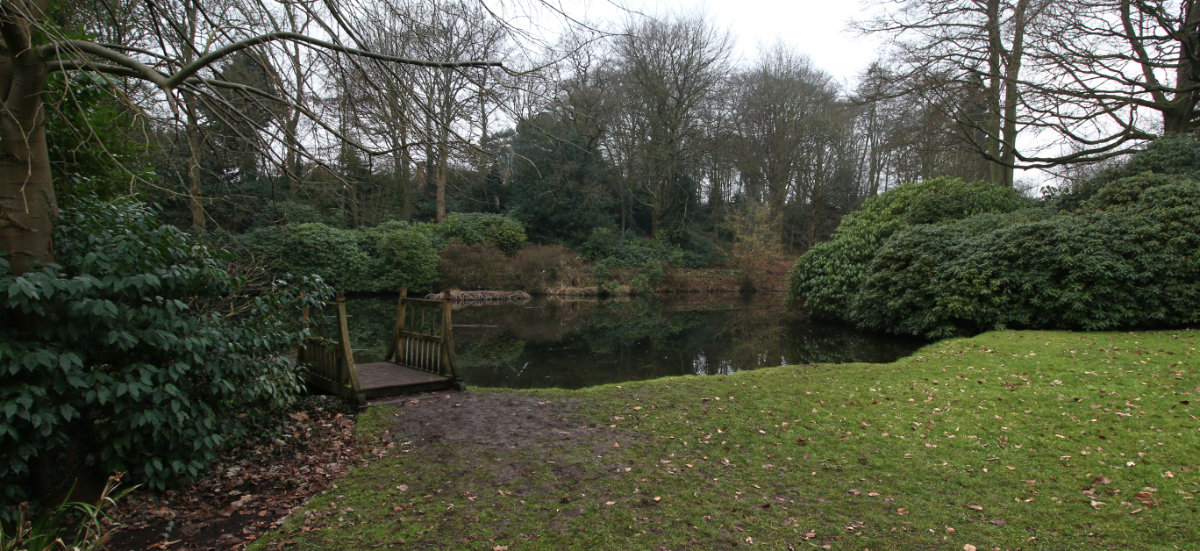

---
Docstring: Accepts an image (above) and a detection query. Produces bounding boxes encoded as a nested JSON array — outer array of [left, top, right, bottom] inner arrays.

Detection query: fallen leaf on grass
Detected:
[[990, 519, 1006, 526], [967, 505, 984, 511], [964, 545, 977, 551]]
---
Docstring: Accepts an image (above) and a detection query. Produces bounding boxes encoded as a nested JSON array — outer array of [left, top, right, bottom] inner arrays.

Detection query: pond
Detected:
[[338, 294, 925, 389]]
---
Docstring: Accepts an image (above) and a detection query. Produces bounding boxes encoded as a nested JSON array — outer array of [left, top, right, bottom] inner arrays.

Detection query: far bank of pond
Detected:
[[339, 293, 924, 389]]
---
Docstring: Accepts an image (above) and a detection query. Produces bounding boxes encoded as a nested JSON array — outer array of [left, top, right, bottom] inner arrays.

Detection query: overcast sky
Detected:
[[579, 0, 885, 87]]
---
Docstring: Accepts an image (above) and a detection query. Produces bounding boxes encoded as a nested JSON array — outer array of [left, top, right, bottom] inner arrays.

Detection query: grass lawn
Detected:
[[252, 330, 1199, 550]]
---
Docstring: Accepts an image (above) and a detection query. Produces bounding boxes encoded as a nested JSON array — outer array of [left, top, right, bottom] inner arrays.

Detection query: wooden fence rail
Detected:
[[298, 289, 458, 404], [386, 289, 459, 379]]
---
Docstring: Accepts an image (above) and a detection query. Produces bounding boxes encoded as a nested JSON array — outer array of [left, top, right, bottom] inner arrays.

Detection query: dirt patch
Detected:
[[371, 391, 594, 448], [104, 391, 626, 550]]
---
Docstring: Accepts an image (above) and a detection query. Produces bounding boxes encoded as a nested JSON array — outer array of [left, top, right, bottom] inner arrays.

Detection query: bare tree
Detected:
[[1023, 0, 1200, 148], [859, 0, 1051, 187], [0, 0, 506, 274], [390, 0, 510, 222], [608, 15, 731, 237], [727, 46, 843, 244], [851, 62, 992, 189]]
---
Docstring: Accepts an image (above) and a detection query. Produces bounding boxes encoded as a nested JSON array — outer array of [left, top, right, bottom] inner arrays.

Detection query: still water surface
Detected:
[[342, 294, 925, 389]]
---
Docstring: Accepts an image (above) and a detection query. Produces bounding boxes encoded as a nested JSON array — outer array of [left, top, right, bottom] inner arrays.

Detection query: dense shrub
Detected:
[[357, 221, 439, 293], [242, 222, 370, 291], [579, 227, 702, 268], [255, 200, 324, 227], [1, 199, 329, 505], [511, 245, 590, 291], [805, 171, 1200, 338], [788, 177, 1032, 318], [439, 213, 527, 255], [436, 243, 591, 293], [1054, 137, 1200, 210], [438, 243, 512, 290]]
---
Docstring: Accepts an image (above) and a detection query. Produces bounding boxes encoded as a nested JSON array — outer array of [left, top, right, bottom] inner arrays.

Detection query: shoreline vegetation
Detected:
[[341, 266, 791, 304], [245, 328, 1199, 550]]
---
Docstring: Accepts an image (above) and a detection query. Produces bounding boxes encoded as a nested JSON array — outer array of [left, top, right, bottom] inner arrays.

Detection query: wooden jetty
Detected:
[[298, 289, 460, 404]]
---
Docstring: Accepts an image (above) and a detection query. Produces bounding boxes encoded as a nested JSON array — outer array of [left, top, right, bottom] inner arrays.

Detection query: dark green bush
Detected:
[[1, 198, 329, 504], [242, 223, 370, 291], [590, 257, 666, 296], [579, 227, 701, 268], [1051, 137, 1200, 210], [357, 221, 439, 293], [439, 213, 527, 255], [847, 173, 1200, 338], [255, 200, 324, 227], [788, 177, 1031, 318]]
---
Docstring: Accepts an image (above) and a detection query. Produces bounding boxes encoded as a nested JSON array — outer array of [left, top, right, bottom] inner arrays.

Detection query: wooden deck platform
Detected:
[[299, 290, 462, 404], [354, 361, 458, 398]]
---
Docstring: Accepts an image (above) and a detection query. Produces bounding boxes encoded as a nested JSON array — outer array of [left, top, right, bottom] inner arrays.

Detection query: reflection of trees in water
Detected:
[[780, 319, 922, 364], [343, 294, 925, 389], [453, 298, 600, 343]]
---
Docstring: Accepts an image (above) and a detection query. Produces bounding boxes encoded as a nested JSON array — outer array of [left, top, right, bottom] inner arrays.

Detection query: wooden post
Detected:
[[386, 287, 408, 361], [440, 298, 459, 380], [335, 293, 363, 403]]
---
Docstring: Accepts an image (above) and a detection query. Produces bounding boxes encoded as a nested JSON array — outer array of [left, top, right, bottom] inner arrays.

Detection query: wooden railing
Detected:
[[385, 288, 460, 380], [297, 293, 361, 402], [298, 289, 459, 403]]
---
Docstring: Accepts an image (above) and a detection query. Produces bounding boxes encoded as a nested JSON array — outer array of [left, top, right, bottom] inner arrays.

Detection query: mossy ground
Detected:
[[253, 330, 1199, 550]]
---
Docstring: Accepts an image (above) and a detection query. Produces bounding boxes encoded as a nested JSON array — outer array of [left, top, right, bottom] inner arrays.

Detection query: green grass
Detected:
[[253, 330, 1199, 550]]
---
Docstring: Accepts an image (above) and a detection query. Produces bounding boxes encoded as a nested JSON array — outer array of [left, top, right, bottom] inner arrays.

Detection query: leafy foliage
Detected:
[[438, 213, 527, 255], [1052, 136, 1200, 210], [437, 243, 511, 290], [727, 202, 789, 291], [506, 112, 618, 244], [579, 227, 703, 269], [358, 221, 439, 292], [788, 177, 1031, 317], [44, 72, 150, 207], [242, 223, 372, 292], [1, 474, 132, 551], [791, 155, 1200, 338], [0, 198, 329, 503], [858, 173, 1200, 337]]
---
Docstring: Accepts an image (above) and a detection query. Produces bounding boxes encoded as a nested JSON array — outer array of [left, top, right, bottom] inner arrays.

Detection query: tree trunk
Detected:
[[1165, 0, 1200, 135], [435, 147, 447, 223], [999, 0, 1030, 188], [984, 0, 1005, 185], [0, 127, 55, 275], [184, 99, 206, 230], [393, 148, 412, 221], [0, 2, 55, 274]]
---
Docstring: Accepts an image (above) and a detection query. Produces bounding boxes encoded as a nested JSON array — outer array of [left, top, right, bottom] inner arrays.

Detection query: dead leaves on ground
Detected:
[[105, 401, 360, 550]]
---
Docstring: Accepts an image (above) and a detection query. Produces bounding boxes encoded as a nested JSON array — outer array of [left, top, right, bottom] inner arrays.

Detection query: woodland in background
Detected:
[[3, 0, 1200, 528], [35, 0, 1200, 269]]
